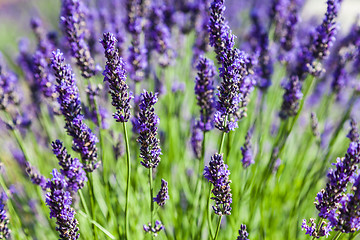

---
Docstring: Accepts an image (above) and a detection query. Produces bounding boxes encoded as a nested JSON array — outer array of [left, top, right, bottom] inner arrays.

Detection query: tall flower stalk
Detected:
[[100, 32, 132, 239], [136, 91, 164, 237]]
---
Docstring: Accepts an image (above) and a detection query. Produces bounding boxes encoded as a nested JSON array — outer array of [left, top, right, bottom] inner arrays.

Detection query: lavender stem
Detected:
[[123, 122, 131, 239], [149, 168, 154, 240], [78, 189, 91, 217], [207, 184, 214, 239], [332, 232, 342, 240], [214, 215, 223, 240]]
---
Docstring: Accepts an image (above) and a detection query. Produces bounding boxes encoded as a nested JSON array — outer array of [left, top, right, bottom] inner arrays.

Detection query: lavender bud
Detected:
[[301, 218, 332, 238], [52, 140, 87, 192], [25, 163, 48, 191], [347, 118, 359, 142], [204, 153, 232, 215], [279, 75, 303, 120], [194, 56, 216, 132], [0, 192, 11, 239], [60, 0, 97, 78], [101, 32, 132, 123], [236, 224, 249, 240], [154, 179, 169, 207], [190, 121, 203, 159], [241, 128, 254, 168], [51, 50, 99, 172], [137, 91, 162, 168], [46, 169, 80, 239], [143, 220, 164, 236]]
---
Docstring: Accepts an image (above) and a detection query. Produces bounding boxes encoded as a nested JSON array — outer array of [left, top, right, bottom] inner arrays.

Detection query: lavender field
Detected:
[[0, 0, 359, 239]]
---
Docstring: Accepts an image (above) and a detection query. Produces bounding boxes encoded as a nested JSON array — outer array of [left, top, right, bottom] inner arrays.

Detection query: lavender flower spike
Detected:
[[51, 49, 99, 172], [347, 118, 359, 143], [241, 128, 254, 168], [26, 163, 48, 191], [46, 169, 80, 239], [236, 224, 249, 240], [60, 0, 97, 78], [204, 153, 232, 215], [279, 75, 303, 120], [209, 0, 255, 132], [190, 121, 203, 159], [0, 192, 10, 239], [52, 140, 87, 192], [137, 91, 161, 168], [315, 140, 360, 219], [194, 56, 216, 132], [100, 32, 132, 122], [154, 179, 169, 207]]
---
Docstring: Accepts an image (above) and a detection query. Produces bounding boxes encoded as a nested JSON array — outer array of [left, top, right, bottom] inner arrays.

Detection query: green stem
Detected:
[[149, 168, 154, 240], [86, 173, 97, 239], [219, 131, 226, 154], [207, 184, 214, 239], [332, 231, 342, 240], [213, 215, 223, 240], [192, 132, 207, 238], [79, 189, 90, 217], [123, 122, 131, 240]]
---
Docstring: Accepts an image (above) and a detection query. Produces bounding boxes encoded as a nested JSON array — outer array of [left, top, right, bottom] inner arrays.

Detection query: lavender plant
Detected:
[[0, 0, 359, 239]]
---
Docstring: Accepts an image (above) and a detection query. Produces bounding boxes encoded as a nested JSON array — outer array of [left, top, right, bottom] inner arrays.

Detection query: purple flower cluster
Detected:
[[332, 174, 360, 232], [101, 32, 132, 123], [190, 122, 203, 159], [52, 140, 87, 192], [25, 163, 48, 191], [347, 119, 359, 143], [137, 91, 162, 168], [280, 0, 301, 52], [0, 192, 10, 239], [241, 128, 254, 168], [125, 0, 147, 82], [51, 50, 99, 172], [154, 179, 169, 207], [209, 0, 255, 132], [60, 0, 97, 78], [0, 58, 20, 111], [46, 169, 80, 239], [33, 50, 56, 100], [236, 224, 249, 240], [315, 141, 360, 219], [279, 75, 303, 119], [143, 220, 164, 236], [145, 5, 172, 67], [192, 0, 211, 62], [194, 56, 216, 132], [302, 218, 332, 238], [204, 153, 232, 215]]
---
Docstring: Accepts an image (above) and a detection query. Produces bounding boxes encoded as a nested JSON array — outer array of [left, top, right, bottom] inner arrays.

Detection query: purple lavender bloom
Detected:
[[30, 17, 54, 56], [309, 0, 343, 61], [241, 128, 254, 168], [125, 0, 147, 82], [204, 153, 232, 215], [0, 192, 10, 239], [279, 75, 303, 120], [46, 169, 80, 239], [236, 224, 249, 240], [25, 163, 48, 191], [301, 219, 332, 238], [315, 141, 360, 219], [143, 220, 164, 237], [280, 0, 301, 52], [101, 32, 132, 123], [0, 58, 20, 110], [333, 174, 360, 232], [145, 5, 173, 67], [248, 10, 273, 90], [52, 140, 87, 192], [51, 50, 99, 172], [194, 56, 216, 132], [33, 50, 56, 100], [192, 0, 211, 62], [190, 121, 203, 159], [347, 119, 359, 143], [137, 91, 161, 168], [60, 0, 97, 78], [154, 179, 169, 207], [209, 0, 255, 132]]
